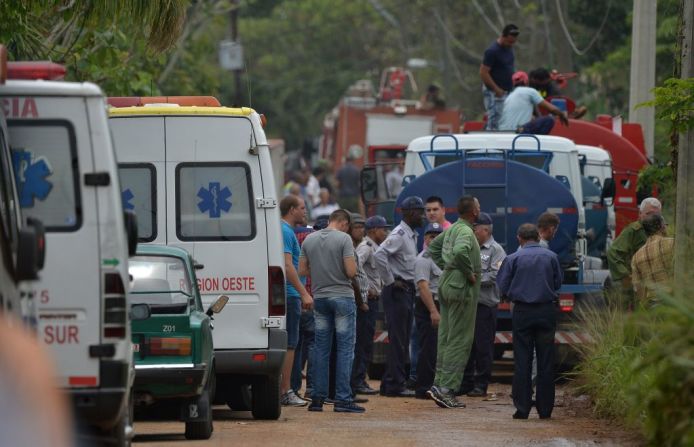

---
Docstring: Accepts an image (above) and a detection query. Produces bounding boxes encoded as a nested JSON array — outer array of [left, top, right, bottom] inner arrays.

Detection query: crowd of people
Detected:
[[279, 185, 593, 418]]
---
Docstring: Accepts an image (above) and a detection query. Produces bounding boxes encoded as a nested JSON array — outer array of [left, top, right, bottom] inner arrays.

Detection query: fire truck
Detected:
[[319, 67, 461, 169]]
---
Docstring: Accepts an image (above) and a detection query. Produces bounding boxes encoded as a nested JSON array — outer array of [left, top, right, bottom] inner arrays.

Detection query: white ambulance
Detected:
[[1, 61, 138, 445], [109, 97, 287, 420]]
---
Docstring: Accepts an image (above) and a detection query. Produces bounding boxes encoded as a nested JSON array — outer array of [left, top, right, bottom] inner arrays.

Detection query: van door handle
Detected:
[[84, 172, 111, 186]]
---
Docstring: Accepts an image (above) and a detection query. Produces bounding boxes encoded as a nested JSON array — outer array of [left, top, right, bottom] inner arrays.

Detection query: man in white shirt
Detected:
[[499, 69, 569, 135]]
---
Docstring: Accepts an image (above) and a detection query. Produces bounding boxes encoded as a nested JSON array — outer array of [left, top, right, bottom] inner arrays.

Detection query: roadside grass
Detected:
[[573, 282, 694, 446]]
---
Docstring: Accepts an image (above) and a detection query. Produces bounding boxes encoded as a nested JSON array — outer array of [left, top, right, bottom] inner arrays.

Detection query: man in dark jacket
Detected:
[[497, 224, 562, 419]]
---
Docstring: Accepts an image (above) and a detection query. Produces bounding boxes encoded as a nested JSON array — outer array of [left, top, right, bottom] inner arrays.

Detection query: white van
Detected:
[[109, 98, 286, 420], [1, 62, 137, 444]]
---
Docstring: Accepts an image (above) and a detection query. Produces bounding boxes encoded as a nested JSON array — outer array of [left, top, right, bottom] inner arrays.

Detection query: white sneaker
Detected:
[[281, 389, 309, 407]]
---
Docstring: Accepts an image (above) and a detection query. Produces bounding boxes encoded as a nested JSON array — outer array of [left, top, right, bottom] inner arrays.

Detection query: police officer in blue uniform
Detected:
[[374, 196, 425, 397]]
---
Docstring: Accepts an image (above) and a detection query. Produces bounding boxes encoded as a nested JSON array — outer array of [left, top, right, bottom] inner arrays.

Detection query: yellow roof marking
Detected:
[[109, 106, 255, 117]]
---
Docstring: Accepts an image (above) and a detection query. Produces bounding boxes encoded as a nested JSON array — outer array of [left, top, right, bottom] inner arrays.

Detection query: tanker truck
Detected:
[[362, 134, 606, 371]]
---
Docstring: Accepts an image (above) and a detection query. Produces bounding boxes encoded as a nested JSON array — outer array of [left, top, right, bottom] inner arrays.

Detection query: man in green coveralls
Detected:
[[607, 197, 661, 307], [426, 195, 482, 409]]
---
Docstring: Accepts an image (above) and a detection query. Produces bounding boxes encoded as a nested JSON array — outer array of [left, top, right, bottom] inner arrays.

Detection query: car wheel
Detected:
[[251, 374, 281, 420], [184, 366, 215, 440]]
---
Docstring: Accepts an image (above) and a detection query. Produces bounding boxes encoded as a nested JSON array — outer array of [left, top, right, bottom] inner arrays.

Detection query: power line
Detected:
[[554, 0, 612, 56], [433, 8, 482, 62]]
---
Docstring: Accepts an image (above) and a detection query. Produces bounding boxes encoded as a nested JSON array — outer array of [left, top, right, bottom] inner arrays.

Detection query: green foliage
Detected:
[[575, 281, 694, 446], [641, 78, 694, 134], [637, 164, 675, 205]]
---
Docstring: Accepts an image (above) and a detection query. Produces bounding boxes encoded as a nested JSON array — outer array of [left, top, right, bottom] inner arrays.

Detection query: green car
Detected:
[[128, 245, 228, 440]]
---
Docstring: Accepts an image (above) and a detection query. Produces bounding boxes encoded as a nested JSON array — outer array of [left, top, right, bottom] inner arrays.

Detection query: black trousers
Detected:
[[512, 301, 556, 417], [351, 297, 379, 389], [462, 303, 498, 392], [379, 283, 414, 395], [414, 297, 439, 396]]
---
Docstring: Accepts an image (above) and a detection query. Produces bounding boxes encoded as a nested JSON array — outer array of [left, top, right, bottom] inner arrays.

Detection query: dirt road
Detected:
[[133, 382, 639, 446]]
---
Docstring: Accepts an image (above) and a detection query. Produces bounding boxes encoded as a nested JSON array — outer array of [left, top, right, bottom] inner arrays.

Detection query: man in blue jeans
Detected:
[[299, 209, 365, 413], [480, 24, 519, 130]]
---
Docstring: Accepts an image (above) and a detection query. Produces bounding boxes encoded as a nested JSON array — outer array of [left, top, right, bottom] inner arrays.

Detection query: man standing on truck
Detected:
[[498, 69, 569, 135], [352, 215, 390, 396], [480, 24, 520, 130], [426, 195, 482, 409], [300, 210, 366, 413], [497, 224, 562, 419], [461, 212, 506, 398], [607, 197, 662, 307], [375, 196, 426, 398], [280, 195, 314, 407]]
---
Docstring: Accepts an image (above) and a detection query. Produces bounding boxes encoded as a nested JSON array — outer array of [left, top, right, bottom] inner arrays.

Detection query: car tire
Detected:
[[251, 374, 281, 420], [184, 367, 214, 440]]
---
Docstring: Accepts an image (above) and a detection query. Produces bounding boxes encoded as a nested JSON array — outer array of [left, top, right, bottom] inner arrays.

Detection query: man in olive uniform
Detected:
[[607, 197, 661, 306], [426, 195, 482, 409]]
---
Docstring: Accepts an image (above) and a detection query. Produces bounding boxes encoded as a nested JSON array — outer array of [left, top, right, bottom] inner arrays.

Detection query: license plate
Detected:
[[133, 343, 140, 352]]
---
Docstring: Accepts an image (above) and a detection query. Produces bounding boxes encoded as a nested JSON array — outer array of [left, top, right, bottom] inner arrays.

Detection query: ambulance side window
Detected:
[[175, 162, 256, 241], [118, 163, 156, 242], [8, 120, 81, 232]]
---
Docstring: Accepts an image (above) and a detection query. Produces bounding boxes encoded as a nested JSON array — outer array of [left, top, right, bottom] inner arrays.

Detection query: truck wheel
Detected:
[[109, 391, 134, 447], [251, 375, 281, 420], [185, 368, 215, 440], [368, 362, 385, 380], [226, 384, 252, 411]]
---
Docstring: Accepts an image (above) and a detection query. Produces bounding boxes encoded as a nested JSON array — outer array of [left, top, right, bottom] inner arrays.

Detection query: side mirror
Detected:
[[124, 210, 138, 257], [360, 167, 378, 203], [15, 226, 41, 281], [26, 217, 46, 270], [130, 303, 151, 321], [601, 178, 616, 200], [206, 295, 229, 317]]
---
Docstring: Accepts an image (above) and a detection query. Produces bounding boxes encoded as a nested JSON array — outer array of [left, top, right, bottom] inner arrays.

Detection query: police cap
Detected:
[[424, 222, 444, 234], [365, 215, 391, 229], [400, 196, 425, 210]]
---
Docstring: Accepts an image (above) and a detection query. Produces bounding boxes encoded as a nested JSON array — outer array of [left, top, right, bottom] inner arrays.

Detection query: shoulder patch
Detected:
[[366, 241, 373, 246], [397, 229, 405, 236]]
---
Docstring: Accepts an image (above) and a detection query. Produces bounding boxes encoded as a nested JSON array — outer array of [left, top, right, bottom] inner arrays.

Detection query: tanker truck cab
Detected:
[[576, 144, 616, 256], [1, 61, 138, 443], [108, 98, 286, 420], [391, 133, 586, 247]]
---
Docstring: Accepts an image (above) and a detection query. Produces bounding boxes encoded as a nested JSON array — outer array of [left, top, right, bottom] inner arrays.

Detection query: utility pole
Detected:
[[628, 0, 657, 160], [674, 0, 694, 286], [230, 1, 242, 106]]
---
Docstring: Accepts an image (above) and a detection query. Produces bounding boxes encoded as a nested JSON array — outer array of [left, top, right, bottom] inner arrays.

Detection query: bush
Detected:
[[574, 285, 694, 446]]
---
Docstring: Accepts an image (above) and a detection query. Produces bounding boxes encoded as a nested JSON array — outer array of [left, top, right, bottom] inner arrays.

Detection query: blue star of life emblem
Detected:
[[11, 150, 53, 207], [197, 182, 232, 218], [122, 188, 135, 210]]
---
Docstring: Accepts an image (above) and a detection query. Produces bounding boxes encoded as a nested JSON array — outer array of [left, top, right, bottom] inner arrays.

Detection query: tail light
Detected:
[[148, 337, 191, 356], [268, 266, 286, 316], [559, 294, 575, 312], [103, 272, 127, 339]]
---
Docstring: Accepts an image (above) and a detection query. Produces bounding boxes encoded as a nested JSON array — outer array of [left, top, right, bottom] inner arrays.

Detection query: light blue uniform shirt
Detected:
[[375, 221, 418, 284]]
